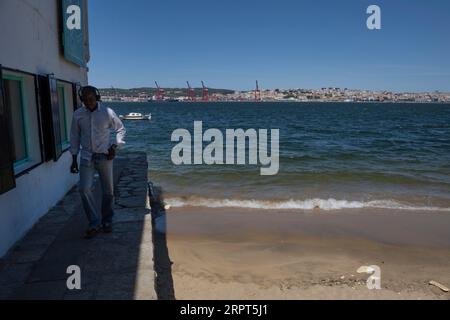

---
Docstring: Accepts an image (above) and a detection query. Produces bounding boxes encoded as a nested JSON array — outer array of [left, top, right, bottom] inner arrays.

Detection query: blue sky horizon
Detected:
[[88, 0, 450, 92]]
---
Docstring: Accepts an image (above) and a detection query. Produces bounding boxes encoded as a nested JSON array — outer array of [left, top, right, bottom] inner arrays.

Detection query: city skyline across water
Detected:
[[98, 86, 450, 103]]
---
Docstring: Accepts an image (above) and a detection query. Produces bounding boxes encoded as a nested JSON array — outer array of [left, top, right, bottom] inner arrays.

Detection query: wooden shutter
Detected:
[[0, 66, 16, 194], [72, 82, 82, 111], [38, 74, 62, 162], [61, 0, 85, 67]]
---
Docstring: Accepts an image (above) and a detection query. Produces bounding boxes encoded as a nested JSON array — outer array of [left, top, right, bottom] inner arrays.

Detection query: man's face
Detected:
[[81, 91, 97, 109]]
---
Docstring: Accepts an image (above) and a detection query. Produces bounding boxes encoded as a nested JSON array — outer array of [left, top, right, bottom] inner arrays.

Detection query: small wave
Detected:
[[165, 197, 450, 212]]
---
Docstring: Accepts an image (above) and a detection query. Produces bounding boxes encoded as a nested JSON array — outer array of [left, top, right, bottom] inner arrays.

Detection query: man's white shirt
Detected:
[[70, 103, 126, 161]]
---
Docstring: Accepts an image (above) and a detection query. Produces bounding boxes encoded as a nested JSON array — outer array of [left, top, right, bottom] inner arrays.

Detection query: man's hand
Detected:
[[107, 144, 117, 160], [70, 160, 79, 174]]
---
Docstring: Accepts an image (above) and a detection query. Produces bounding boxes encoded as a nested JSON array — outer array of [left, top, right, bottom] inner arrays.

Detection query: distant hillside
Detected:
[[99, 87, 235, 98]]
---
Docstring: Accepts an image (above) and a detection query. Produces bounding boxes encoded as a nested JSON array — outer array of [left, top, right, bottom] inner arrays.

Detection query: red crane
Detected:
[[255, 80, 261, 101], [201, 81, 209, 102], [187, 81, 196, 101], [154, 81, 165, 101]]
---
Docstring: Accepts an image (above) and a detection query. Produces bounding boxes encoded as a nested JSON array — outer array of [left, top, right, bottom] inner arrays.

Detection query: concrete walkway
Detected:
[[0, 152, 157, 300]]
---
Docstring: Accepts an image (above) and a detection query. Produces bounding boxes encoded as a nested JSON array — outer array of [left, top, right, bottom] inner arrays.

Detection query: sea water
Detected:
[[107, 102, 450, 212]]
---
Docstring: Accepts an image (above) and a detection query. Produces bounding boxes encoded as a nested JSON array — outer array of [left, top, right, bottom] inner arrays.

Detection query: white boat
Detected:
[[119, 112, 151, 120]]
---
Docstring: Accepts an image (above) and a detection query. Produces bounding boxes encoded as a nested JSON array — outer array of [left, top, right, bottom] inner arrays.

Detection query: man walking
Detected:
[[70, 85, 126, 239]]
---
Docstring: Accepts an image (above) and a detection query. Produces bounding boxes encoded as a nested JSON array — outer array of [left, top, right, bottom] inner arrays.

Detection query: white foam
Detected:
[[165, 197, 450, 212]]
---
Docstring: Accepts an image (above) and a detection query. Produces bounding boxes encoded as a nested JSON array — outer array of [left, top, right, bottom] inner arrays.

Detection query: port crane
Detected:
[[255, 80, 261, 101], [154, 81, 165, 101], [201, 81, 209, 102], [187, 81, 196, 101]]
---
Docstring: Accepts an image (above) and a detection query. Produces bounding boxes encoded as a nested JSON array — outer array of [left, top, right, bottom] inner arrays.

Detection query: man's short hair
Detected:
[[79, 85, 101, 101]]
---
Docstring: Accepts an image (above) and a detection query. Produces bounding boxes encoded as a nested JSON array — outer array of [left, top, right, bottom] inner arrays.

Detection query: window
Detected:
[[0, 66, 82, 193], [3, 76, 28, 165], [56, 81, 75, 150], [2, 70, 42, 175]]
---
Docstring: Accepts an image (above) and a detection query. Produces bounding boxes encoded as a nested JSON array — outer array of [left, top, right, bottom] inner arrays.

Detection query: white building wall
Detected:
[[0, 153, 78, 256], [0, 0, 89, 257], [0, 0, 88, 83]]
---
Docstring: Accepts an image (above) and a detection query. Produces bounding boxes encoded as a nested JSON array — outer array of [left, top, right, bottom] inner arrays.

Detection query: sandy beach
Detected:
[[165, 207, 450, 300]]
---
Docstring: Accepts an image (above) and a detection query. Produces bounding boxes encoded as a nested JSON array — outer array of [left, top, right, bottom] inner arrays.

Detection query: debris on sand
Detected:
[[429, 280, 449, 292]]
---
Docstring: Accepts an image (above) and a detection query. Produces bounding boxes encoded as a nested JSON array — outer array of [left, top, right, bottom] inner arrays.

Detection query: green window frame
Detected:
[[3, 74, 30, 168], [57, 84, 69, 147]]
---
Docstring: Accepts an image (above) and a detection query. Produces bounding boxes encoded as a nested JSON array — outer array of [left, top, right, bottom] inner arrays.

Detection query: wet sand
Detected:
[[165, 207, 450, 300]]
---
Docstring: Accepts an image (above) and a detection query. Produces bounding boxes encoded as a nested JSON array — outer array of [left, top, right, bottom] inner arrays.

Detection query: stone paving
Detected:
[[0, 152, 157, 300]]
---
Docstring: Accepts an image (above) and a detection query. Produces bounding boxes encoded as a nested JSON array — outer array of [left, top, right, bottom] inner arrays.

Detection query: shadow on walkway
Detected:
[[0, 152, 157, 300], [148, 182, 176, 300]]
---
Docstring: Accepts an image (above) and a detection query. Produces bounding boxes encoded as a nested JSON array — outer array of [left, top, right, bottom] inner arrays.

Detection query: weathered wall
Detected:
[[0, 0, 89, 82]]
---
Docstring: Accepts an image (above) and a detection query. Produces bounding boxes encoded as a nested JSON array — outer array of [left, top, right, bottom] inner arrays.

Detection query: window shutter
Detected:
[[0, 66, 16, 194], [38, 74, 62, 162], [72, 82, 82, 111], [38, 75, 53, 162]]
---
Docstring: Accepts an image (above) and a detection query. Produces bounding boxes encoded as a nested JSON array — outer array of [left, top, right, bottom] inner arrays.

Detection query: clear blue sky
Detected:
[[88, 0, 450, 92]]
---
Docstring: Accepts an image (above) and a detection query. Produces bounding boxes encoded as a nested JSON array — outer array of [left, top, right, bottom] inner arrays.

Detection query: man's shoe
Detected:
[[84, 227, 101, 239], [102, 223, 113, 233]]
